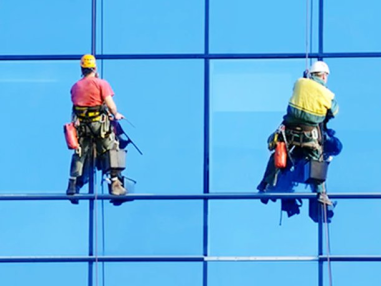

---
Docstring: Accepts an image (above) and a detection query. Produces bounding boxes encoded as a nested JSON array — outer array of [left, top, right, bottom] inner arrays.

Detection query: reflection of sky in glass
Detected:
[[212, 72, 291, 112], [210, 59, 306, 192], [210, 0, 319, 53], [209, 262, 317, 286], [103, 60, 204, 194], [0, 61, 78, 192], [209, 201, 318, 256], [102, 0, 204, 54], [325, 0, 381, 52], [0, 1, 90, 54], [329, 262, 381, 286], [1, 264, 88, 286]]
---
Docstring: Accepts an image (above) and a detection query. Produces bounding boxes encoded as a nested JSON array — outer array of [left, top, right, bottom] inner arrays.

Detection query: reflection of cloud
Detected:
[[0, 79, 57, 82]]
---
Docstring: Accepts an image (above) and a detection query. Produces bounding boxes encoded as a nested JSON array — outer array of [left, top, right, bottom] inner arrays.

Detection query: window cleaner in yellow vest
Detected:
[[257, 61, 340, 207], [66, 54, 127, 204]]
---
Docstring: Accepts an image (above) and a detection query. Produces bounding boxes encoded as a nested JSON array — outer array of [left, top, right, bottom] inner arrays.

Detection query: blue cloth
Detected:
[[324, 129, 343, 156]]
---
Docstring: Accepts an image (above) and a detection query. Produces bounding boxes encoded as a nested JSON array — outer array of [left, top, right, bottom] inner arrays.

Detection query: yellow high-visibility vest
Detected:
[[289, 78, 336, 117]]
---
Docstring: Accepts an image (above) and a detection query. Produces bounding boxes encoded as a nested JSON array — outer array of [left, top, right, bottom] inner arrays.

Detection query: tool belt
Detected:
[[73, 105, 111, 139], [284, 124, 321, 150], [73, 105, 107, 122]]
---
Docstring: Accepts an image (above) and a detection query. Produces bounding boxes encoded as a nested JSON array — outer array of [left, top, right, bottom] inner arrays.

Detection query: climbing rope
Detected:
[[101, 177, 107, 286], [323, 202, 333, 286], [305, 0, 310, 71], [321, 183, 333, 286], [93, 147, 100, 286], [94, 167, 108, 286]]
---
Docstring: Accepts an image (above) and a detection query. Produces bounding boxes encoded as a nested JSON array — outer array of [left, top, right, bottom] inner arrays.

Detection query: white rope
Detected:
[[323, 202, 333, 286], [322, 183, 333, 286], [93, 147, 99, 286], [101, 178, 106, 286], [305, 0, 310, 71]]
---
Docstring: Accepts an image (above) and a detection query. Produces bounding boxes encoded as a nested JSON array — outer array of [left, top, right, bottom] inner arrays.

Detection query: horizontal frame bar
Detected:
[[1, 255, 380, 263], [1, 52, 381, 61], [0, 193, 381, 201], [206, 255, 381, 262]]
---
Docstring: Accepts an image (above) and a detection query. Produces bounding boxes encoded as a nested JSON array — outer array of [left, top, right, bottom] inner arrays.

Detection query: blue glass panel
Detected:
[[0, 61, 83, 193], [105, 263, 202, 286], [328, 200, 381, 255], [210, 0, 319, 53], [0, 1, 91, 54], [323, 58, 381, 193], [209, 201, 318, 256], [328, 263, 381, 285], [0, 263, 87, 286], [325, 0, 381, 52], [101, 60, 204, 194], [103, 201, 203, 255], [210, 59, 309, 193], [101, 1, 204, 54], [209, 262, 317, 286], [0, 202, 88, 255]]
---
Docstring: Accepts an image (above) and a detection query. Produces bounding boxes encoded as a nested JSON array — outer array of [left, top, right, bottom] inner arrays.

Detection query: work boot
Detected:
[[317, 192, 333, 206], [257, 181, 269, 204], [66, 178, 79, 205], [110, 178, 128, 206], [110, 179, 127, 196]]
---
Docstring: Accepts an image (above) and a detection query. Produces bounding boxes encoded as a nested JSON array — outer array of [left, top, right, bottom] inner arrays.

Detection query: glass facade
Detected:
[[1, 0, 381, 285]]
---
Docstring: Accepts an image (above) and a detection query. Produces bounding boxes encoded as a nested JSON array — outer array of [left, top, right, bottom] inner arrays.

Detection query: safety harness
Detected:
[[284, 123, 322, 151], [73, 105, 107, 122], [72, 105, 111, 139]]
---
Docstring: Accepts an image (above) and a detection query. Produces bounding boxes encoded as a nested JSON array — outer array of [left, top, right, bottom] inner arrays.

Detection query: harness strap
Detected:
[[285, 126, 322, 150], [285, 123, 316, 131], [76, 114, 111, 139], [73, 105, 107, 121]]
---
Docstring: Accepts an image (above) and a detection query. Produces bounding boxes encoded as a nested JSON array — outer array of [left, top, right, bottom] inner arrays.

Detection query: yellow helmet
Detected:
[[80, 54, 96, 68]]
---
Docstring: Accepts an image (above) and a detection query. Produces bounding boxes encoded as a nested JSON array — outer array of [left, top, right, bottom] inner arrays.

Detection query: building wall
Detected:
[[1, 0, 381, 285]]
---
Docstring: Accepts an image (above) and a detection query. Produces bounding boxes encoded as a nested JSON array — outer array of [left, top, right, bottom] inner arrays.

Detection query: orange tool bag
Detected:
[[274, 142, 287, 169], [64, 122, 79, 150]]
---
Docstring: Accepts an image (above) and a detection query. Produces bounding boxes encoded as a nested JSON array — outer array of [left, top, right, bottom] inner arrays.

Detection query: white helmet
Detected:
[[309, 61, 330, 75]]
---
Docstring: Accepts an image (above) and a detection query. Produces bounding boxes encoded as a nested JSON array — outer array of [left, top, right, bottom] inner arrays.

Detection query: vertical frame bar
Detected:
[[318, 0, 324, 60], [310, 0, 314, 59], [99, 1, 106, 284], [92, 0, 97, 55], [318, 206, 323, 286], [88, 1, 97, 286], [88, 144, 96, 286], [203, 0, 210, 286], [203, 61, 210, 286]]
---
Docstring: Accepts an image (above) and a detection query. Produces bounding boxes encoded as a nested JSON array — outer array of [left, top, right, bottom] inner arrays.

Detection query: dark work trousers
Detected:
[[69, 121, 120, 188], [257, 134, 325, 194]]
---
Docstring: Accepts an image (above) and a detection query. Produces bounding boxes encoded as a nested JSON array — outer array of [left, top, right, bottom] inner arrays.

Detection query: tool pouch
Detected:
[[64, 122, 79, 150], [100, 114, 111, 138], [274, 142, 287, 169]]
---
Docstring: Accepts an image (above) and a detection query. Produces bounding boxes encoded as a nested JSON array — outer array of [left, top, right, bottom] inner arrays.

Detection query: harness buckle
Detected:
[[311, 128, 318, 140]]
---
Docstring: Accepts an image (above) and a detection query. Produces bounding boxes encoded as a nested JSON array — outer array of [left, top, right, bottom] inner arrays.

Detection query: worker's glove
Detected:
[[114, 112, 125, 120], [323, 130, 342, 157]]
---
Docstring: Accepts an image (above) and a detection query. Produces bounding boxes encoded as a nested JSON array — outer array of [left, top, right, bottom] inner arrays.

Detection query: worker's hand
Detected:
[[114, 112, 125, 120]]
